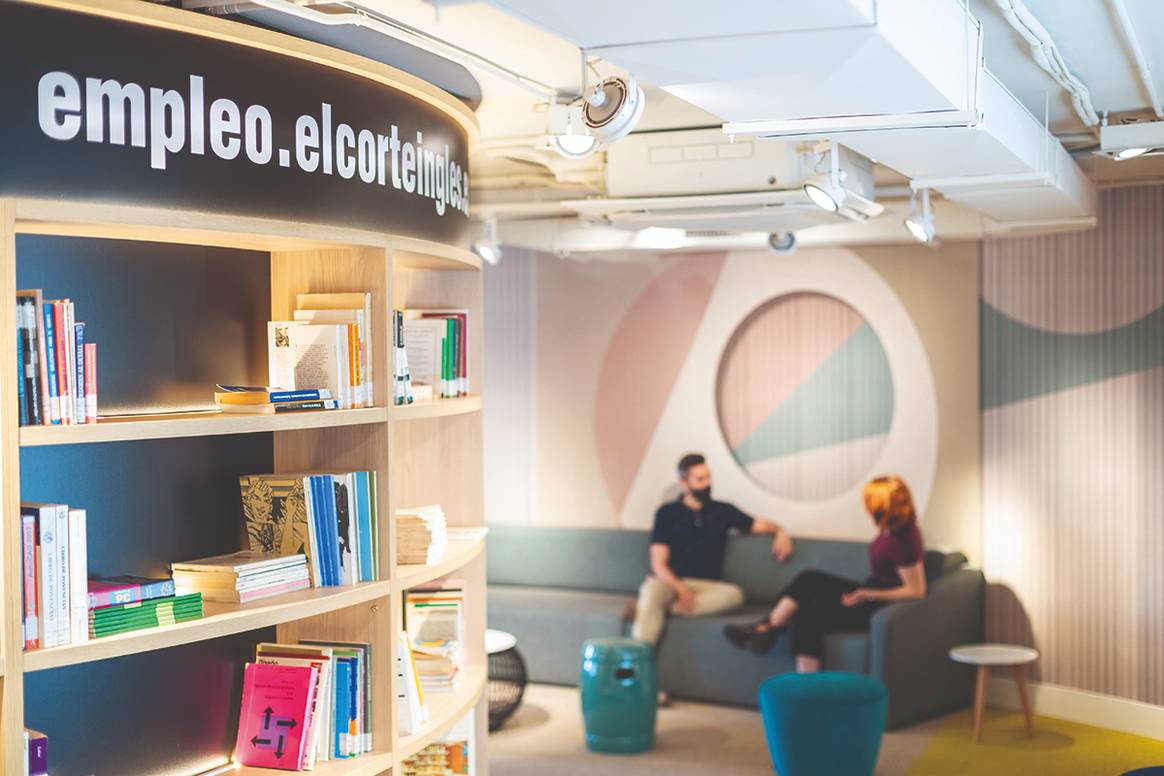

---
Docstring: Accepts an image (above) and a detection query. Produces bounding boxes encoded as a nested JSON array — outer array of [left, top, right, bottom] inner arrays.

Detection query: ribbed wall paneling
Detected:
[[982, 184, 1164, 704]]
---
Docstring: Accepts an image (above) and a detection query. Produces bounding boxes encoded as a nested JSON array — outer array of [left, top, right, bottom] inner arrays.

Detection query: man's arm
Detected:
[[650, 543, 696, 613], [750, 518, 794, 562]]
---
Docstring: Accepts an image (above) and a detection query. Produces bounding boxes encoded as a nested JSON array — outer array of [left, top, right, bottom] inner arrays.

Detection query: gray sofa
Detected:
[[487, 525, 984, 729]]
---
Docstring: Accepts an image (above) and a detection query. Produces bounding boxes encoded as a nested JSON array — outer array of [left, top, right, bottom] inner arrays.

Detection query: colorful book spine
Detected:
[[20, 514, 38, 650], [67, 509, 88, 644], [32, 506, 60, 648], [354, 472, 374, 582], [87, 577, 177, 609], [42, 304, 59, 425], [16, 312, 27, 427], [18, 296, 43, 425], [273, 399, 338, 412], [51, 302, 70, 425], [84, 342, 97, 422], [25, 728, 48, 776], [269, 388, 331, 403], [73, 322, 86, 426]]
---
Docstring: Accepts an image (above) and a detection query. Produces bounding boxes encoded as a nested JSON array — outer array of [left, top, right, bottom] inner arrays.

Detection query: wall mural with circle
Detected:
[[717, 292, 895, 501]]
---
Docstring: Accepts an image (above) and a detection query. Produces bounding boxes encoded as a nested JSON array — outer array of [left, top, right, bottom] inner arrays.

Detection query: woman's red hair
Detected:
[[863, 476, 917, 531]]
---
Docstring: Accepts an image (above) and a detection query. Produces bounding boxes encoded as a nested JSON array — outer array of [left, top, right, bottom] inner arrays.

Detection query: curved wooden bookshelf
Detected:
[[235, 750, 394, 776], [390, 236, 481, 272], [393, 536, 486, 593], [395, 665, 487, 763], [23, 581, 392, 673], [19, 407, 390, 447], [393, 396, 482, 422]]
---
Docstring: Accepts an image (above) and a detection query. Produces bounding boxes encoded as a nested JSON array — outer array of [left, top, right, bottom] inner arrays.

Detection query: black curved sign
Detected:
[[0, 2, 473, 245]]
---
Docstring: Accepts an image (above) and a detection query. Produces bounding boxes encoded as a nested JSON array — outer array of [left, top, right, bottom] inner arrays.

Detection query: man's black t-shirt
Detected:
[[650, 497, 754, 580]]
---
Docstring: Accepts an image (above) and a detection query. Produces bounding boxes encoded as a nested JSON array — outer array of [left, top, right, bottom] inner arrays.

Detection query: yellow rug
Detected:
[[908, 709, 1164, 776]]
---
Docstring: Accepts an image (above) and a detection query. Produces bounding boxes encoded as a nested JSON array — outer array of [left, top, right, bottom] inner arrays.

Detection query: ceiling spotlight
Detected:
[[803, 141, 847, 213], [635, 226, 686, 250], [904, 188, 935, 244], [545, 103, 597, 159], [1114, 146, 1150, 161], [471, 218, 502, 265], [583, 75, 645, 144], [767, 231, 797, 255]]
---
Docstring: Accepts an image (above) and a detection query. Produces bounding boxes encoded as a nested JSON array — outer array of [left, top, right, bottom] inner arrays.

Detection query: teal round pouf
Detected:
[[758, 672, 887, 776], [580, 638, 657, 754]]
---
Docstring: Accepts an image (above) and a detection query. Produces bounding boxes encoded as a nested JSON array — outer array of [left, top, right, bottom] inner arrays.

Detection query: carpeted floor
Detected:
[[489, 683, 1164, 775]]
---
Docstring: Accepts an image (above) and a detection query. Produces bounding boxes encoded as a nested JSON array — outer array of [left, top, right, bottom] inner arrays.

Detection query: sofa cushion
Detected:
[[486, 524, 649, 594], [487, 585, 634, 686], [654, 604, 870, 707]]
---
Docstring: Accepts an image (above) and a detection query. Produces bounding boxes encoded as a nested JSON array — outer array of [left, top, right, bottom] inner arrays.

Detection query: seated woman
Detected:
[[722, 475, 927, 672]]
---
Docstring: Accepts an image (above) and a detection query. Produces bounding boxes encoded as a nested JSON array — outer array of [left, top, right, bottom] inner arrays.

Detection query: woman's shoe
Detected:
[[748, 624, 784, 655]]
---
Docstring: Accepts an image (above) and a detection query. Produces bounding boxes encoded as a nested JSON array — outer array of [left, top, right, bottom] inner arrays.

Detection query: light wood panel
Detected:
[[23, 582, 391, 673], [393, 536, 485, 593], [0, 199, 24, 776], [19, 407, 388, 447], [235, 750, 393, 776], [392, 396, 481, 422], [392, 413, 484, 528]]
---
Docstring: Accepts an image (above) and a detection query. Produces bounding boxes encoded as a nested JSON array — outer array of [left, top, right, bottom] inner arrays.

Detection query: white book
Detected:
[[396, 633, 428, 736], [54, 504, 70, 646], [267, 320, 304, 391], [401, 318, 446, 395], [406, 308, 470, 395], [33, 506, 60, 648], [289, 323, 351, 409], [296, 293, 374, 408], [325, 473, 357, 586], [67, 509, 88, 644], [293, 309, 365, 407]]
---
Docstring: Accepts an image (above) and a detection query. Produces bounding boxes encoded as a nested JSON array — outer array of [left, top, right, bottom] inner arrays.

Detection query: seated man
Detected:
[[632, 452, 793, 650]]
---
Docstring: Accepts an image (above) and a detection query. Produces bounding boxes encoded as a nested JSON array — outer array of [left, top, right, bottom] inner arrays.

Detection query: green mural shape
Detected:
[[981, 301, 1164, 410], [733, 322, 895, 465]]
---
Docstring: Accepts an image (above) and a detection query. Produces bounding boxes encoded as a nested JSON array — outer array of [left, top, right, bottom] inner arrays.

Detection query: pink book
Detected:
[[237, 577, 311, 603], [235, 663, 318, 770]]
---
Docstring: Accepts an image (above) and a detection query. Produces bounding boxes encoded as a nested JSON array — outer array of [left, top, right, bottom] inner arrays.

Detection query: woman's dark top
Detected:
[[867, 523, 924, 588]]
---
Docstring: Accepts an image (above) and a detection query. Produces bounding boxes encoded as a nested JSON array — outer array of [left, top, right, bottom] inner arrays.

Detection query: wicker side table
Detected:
[[487, 629, 527, 732]]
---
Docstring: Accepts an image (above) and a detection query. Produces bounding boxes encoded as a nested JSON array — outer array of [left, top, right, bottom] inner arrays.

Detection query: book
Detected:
[[353, 472, 375, 583], [219, 398, 339, 415], [395, 505, 448, 566], [18, 290, 50, 427], [256, 643, 334, 767], [410, 309, 470, 396], [73, 321, 86, 427], [84, 342, 97, 422], [41, 303, 59, 425], [303, 640, 372, 754], [53, 502, 69, 647], [172, 552, 309, 603], [24, 728, 47, 776], [16, 315, 26, 426], [239, 475, 320, 587], [67, 508, 88, 644], [88, 593, 204, 637], [16, 293, 42, 426], [292, 309, 366, 407], [215, 385, 334, 405], [172, 551, 306, 574], [396, 632, 427, 736], [87, 576, 176, 609], [20, 513, 38, 649], [235, 662, 318, 770], [296, 292, 373, 408], [268, 321, 353, 409]]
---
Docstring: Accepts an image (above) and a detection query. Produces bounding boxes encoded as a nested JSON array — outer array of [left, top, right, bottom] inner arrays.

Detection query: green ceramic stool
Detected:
[[579, 638, 657, 753]]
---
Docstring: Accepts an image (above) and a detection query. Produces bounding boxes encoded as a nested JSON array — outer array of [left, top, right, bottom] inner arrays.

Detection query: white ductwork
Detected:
[[490, 0, 1097, 224]]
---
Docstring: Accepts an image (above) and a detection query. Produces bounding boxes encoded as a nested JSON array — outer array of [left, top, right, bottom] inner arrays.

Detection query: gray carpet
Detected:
[[489, 683, 943, 775]]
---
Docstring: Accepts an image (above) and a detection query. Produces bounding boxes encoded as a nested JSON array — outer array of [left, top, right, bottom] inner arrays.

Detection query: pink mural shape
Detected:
[[983, 185, 1164, 334], [594, 253, 727, 515]]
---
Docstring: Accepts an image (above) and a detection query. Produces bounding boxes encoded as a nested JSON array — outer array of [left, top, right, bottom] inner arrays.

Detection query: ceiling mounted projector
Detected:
[[584, 75, 645, 144]]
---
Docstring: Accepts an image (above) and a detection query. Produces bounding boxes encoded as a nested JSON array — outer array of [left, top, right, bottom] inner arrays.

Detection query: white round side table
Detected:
[[950, 643, 1039, 743]]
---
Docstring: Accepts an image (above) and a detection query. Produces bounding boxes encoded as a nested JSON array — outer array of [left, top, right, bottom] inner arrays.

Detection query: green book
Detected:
[[89, 592, 203, 619], [90, 611, 204, 638], [90, 602, 204, 625]]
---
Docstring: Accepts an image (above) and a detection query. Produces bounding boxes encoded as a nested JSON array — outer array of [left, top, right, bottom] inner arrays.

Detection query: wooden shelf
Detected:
[[391, 236, 481, 272], [235, 750, 393, 776], [23, 582, 391, 672], [393, 536, 486, 593], [392, 396, 482, 422], [396, 664, 486, 762], [19, 407, 389, 447]]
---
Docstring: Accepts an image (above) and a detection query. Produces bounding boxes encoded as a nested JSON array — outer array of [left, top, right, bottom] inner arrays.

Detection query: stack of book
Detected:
[[15, 290, 98, 426], [23, 728, 48, 776], [19, 502, 87, 650], [171, 551, 310, 603], [268, 292, 374, 410], [213, 385, 337, 415], [395, 504, 448, 566], [89, 590, 203, 639], [405, 582, 465, 695], [235, 640, 373, 769], [401, 308, 470, 400], [400, 741, 469, 776], [240, 472, 380, 588]]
